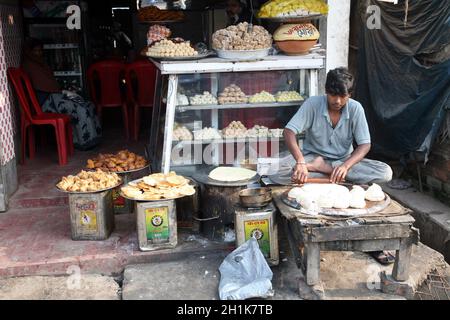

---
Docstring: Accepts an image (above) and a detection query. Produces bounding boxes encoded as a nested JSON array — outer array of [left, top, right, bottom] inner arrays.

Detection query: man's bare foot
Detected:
[[306, 156, 333, 174]]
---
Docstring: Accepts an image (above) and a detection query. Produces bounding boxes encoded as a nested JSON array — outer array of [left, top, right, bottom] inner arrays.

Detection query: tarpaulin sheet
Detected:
[[355, 0, 450, 159]]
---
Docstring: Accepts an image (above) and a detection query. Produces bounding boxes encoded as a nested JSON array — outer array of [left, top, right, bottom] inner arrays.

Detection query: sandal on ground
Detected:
[[369, 251, 396, 265]]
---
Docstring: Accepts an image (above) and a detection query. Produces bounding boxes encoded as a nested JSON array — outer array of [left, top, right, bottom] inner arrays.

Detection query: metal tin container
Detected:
[[193, 167, 260, 241], [112, 172, 133, 214], [69, 190, 115, 240], [176, 179, 200, 232], [235, 203, 279, 266], [239, 187, 273, 208], [113, 166, 151, 214], [135, 200, 177, 251]]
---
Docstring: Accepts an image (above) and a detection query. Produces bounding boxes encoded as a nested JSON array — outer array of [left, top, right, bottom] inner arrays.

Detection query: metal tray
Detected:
[[86, 164, 150, 175], [120, 178, 195, 202], [56, 180, 123, 194], [281, 188, 391, 217], [214, 48, 271, 61], [138, 19, 185, 24], [259, 14, 324, 23], [147, 51, 213, 61]]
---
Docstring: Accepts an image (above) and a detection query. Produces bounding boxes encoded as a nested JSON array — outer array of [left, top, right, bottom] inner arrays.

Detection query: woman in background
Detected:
[[22, 38, 102, 150]]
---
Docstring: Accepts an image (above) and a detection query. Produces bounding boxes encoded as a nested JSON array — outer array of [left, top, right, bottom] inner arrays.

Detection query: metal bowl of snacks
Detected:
[[239, 187, 273, 208]]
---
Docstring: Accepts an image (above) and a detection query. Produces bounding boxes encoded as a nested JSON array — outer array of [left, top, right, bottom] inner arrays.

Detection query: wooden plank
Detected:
[[283, 218, 304, 270], [392, 231, 417, 281], [306, 243, 320, 286], [309, 224, 412, 242], [392, 238, 413, 281], [319, 239, 401, 252], [273, 192, 324, 226]]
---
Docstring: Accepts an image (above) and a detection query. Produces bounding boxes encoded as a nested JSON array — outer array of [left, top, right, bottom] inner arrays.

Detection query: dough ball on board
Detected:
[[365, 183, 385, 202]]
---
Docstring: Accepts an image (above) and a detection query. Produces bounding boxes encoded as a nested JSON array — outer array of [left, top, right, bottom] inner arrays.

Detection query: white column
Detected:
[[326, 0, 351, 72]]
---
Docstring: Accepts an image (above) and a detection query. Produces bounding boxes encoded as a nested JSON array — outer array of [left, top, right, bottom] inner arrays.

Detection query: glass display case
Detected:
[[148, 55, 325, 176]]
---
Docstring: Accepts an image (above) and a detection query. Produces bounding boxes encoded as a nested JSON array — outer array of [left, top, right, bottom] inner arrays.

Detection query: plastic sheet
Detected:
[[355, 0, 450, 159], [218, 237, 274, 300]]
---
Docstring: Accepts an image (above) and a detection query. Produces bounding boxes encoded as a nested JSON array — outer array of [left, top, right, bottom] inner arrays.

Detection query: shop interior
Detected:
[[15, 0, 305, 174]]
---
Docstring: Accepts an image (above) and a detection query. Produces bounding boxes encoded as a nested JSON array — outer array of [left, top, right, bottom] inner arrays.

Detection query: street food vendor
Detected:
[[284, 67, 393, 185], [283, 67, 395, 265]]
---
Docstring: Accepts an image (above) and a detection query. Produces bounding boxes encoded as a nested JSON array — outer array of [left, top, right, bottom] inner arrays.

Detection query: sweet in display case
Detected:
[[148, 55, 324, 176]]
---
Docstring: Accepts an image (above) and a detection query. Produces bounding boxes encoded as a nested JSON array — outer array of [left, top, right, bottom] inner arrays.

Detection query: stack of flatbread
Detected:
[[121, 172, 195, 201]]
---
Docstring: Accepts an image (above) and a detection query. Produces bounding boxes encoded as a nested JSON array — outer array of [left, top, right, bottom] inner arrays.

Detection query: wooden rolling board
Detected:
[[272, 187, 414, 226]]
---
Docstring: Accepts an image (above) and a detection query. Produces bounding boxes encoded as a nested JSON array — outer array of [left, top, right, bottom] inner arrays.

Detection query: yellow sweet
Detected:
[[258, 0, 328, 18]]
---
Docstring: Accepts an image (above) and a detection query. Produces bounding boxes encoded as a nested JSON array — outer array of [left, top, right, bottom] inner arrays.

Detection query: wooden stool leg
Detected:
[[306, 242, 320, 285], [392, 237, 413, 281]]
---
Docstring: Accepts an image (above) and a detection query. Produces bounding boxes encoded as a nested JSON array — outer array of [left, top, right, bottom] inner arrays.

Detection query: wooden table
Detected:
[[272, 188, 419, 286]]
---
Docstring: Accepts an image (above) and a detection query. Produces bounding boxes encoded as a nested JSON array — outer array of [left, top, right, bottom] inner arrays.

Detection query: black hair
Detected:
[[24, 37, 43, 51], [325, 67, 354, 96]]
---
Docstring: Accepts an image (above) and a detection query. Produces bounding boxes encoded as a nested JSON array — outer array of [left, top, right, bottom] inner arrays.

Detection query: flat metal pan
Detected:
[[86, 164, 150, 175], [259, 14, 324, 23], [120, 178, 196, 202], [146, 51, 212, 61]]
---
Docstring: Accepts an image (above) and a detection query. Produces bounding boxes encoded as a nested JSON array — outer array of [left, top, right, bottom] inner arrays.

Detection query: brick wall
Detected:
[[423, 112, 450, 201]]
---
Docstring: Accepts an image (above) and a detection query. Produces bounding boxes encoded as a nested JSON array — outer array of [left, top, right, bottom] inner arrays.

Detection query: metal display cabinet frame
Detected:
[[148, 54, 325, 174]]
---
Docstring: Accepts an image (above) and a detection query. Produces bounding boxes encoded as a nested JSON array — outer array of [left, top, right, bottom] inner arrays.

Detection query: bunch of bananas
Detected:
[[258, 0, 328, 18]]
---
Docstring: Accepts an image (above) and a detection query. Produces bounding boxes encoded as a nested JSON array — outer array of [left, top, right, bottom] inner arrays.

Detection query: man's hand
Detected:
[[292, 163, 309, 184], [330, 164, 349, 183]]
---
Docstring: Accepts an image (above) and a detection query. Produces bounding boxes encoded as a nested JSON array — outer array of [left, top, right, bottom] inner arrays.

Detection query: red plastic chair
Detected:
[[87, 60, 129, 140], [7, 68, 74, 166], [125, 60, 157, 141]]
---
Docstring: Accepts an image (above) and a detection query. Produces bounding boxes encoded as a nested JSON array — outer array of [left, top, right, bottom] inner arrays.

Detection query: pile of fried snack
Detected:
[[212, 22, 272, 51], [138, 6, 184, 22], [121, 172, 195, 201], [57, 170, 121, 192], [86, 150, 147, 172]]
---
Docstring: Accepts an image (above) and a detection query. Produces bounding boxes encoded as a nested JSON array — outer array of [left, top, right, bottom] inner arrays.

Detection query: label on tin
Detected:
[[112, 188, 125, 208], [80, 210, 97, 232], [145, 207, 170, 242], [244, 219, 271, 258]]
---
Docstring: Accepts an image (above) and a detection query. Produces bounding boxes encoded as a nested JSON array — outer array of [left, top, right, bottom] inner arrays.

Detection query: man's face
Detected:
[[326, 93, 350, 111], [227, 0, 242, 16], [31, 46, 43, 59]]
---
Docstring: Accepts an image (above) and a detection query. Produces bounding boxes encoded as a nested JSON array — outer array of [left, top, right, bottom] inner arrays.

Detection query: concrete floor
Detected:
[[1, 127, 450, 299], [383, 184, 450, 264]]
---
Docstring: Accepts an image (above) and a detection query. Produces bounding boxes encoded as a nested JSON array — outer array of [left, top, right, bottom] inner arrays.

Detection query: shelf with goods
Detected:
[[24, 17, 85, 94], [172, 133, 305, 146], [54, 71, 82, 76], [148, 55, 324, 175], [43, 43, 80, 50], [176, 100, 304, 112]]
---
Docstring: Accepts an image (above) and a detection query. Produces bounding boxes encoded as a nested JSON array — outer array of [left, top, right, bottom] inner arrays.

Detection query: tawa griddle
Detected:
[[193, 166, 261, 187]]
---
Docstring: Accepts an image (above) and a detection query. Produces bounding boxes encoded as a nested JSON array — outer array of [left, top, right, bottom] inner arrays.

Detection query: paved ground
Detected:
[[120, 240, 449, 300], [2, 240, 447, 300], [0, 274, 120, 300], [1, 128, 450, 299], [1, 128, 233, 278], [383, 184, 450, 263]]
